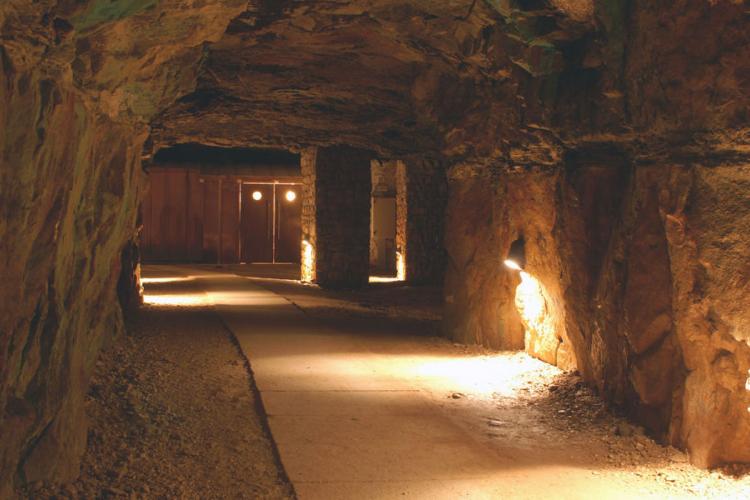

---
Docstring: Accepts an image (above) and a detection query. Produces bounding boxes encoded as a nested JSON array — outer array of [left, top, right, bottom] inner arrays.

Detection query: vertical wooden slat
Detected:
[[152, 170, 168, 261], [203, 177, 220, 263], [221, 178, 241, 264], [140, 172, 153, 261], [186, 169, 203, 261]]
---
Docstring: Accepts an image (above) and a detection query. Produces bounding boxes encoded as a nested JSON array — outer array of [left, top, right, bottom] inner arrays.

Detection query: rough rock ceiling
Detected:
[[149, 0, 597, 160]]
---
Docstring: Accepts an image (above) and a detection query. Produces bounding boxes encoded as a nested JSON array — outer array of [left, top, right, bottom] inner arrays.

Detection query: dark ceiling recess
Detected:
[[153, 143, 300, 166]]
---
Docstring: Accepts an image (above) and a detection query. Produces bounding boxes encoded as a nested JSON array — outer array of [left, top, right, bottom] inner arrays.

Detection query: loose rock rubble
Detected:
[[19, 284, 293, 499], [475, 355, 750, 499]]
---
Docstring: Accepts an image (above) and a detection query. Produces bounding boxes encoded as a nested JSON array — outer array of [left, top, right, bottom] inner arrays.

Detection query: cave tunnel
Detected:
[[2, 0, 750, 498]]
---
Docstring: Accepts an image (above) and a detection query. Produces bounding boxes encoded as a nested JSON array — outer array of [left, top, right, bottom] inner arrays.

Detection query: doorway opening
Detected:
[[370, 160, 400, 283]]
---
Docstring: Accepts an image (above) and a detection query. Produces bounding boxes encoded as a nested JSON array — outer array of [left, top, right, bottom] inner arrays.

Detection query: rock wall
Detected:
[[441, 0, 750, 467], [443, 167, 526, 351], [0, 0, 245, 494], [0, 65, 147, 494], [443, 156, 750, 466], [665, 165, 750, 466], [443, 166, 573, 361]]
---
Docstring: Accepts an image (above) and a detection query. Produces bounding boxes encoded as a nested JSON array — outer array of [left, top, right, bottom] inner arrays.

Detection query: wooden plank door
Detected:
[[241, 184, 273, 263], [202, 177, 220, 263], [275, 184, 301, 263], [220, 179, 241, 264]]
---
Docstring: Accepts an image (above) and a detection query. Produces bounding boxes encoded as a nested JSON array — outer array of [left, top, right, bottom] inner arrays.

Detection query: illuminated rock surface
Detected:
[[1, 0, 749, 494]]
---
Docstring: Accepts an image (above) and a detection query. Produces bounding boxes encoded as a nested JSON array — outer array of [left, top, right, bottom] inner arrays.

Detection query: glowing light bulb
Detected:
[[252, 191, 263, 201], [285, 190, 297, 202]]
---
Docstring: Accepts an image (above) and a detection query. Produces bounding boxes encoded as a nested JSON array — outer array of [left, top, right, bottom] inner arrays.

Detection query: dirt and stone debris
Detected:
[[18, 279, 293, 499]]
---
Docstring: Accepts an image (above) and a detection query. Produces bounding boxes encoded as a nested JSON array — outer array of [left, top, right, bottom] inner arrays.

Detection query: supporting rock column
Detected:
[[301, 146, 372, 289], [395, 158, 447, 285]]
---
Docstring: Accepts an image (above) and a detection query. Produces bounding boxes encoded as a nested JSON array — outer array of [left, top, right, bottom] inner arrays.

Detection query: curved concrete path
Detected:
[[144, 266, 688, 500]]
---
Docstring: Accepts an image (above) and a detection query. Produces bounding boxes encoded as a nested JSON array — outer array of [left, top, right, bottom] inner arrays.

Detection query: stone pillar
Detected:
[[395, 158, 447, 285], [301, 146, 372, 289], [300, 150, 318, 283]]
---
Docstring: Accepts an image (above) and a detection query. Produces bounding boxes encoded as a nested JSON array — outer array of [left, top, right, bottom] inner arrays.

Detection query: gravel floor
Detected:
[[23, 278, 294, 499]]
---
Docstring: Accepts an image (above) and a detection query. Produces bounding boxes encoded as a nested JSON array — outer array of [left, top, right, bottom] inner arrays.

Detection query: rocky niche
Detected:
[[443, 156, 750, 467]]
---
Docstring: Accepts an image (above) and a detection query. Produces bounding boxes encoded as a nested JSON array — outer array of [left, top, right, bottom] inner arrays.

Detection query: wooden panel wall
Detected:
[[202, 177, 220, 263], [142, 169, 243, 264], [220, 179, 241, 264], [186, 170, 204, 261], [142, 167, 299, 264], [141, 168, 198, 262]]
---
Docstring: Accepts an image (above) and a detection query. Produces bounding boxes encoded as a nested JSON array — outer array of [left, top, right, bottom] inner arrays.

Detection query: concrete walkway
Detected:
[[194, 271, 501, 499], [146, 266, 691, 500]]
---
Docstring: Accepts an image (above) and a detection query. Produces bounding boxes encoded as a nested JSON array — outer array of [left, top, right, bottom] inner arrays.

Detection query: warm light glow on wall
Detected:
[[746, 370, 750, 413], [285, 190, 297, 202], [252, 190, 263, 201], [396, 251, 406, 281], [301, 239, 314, 283], [515, 271, 557, 355]]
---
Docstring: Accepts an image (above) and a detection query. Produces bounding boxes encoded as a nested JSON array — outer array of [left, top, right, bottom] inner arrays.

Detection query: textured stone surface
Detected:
[[0, 0, 246, 494], [1, 0, 749, 491], [300, 149, 319, 283], [396, 159, 448, 285], [148, 0, 599, 159], [443, 158, 750, 467], [301, 146, 373, 289]]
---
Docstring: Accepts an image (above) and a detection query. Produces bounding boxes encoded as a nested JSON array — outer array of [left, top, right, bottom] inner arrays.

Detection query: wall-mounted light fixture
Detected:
[[285, 190, 297, 202], [252, 190, 263, 201], [504, 237, 526, 271]]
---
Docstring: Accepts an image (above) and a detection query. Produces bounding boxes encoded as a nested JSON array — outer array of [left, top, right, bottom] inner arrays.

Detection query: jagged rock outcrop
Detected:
[[444, 152, 750, 467], [0, 1, 246, 494], [441, 0, 750, 468], [148, 0, 599, 159], [1, 0, 749, 493]]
